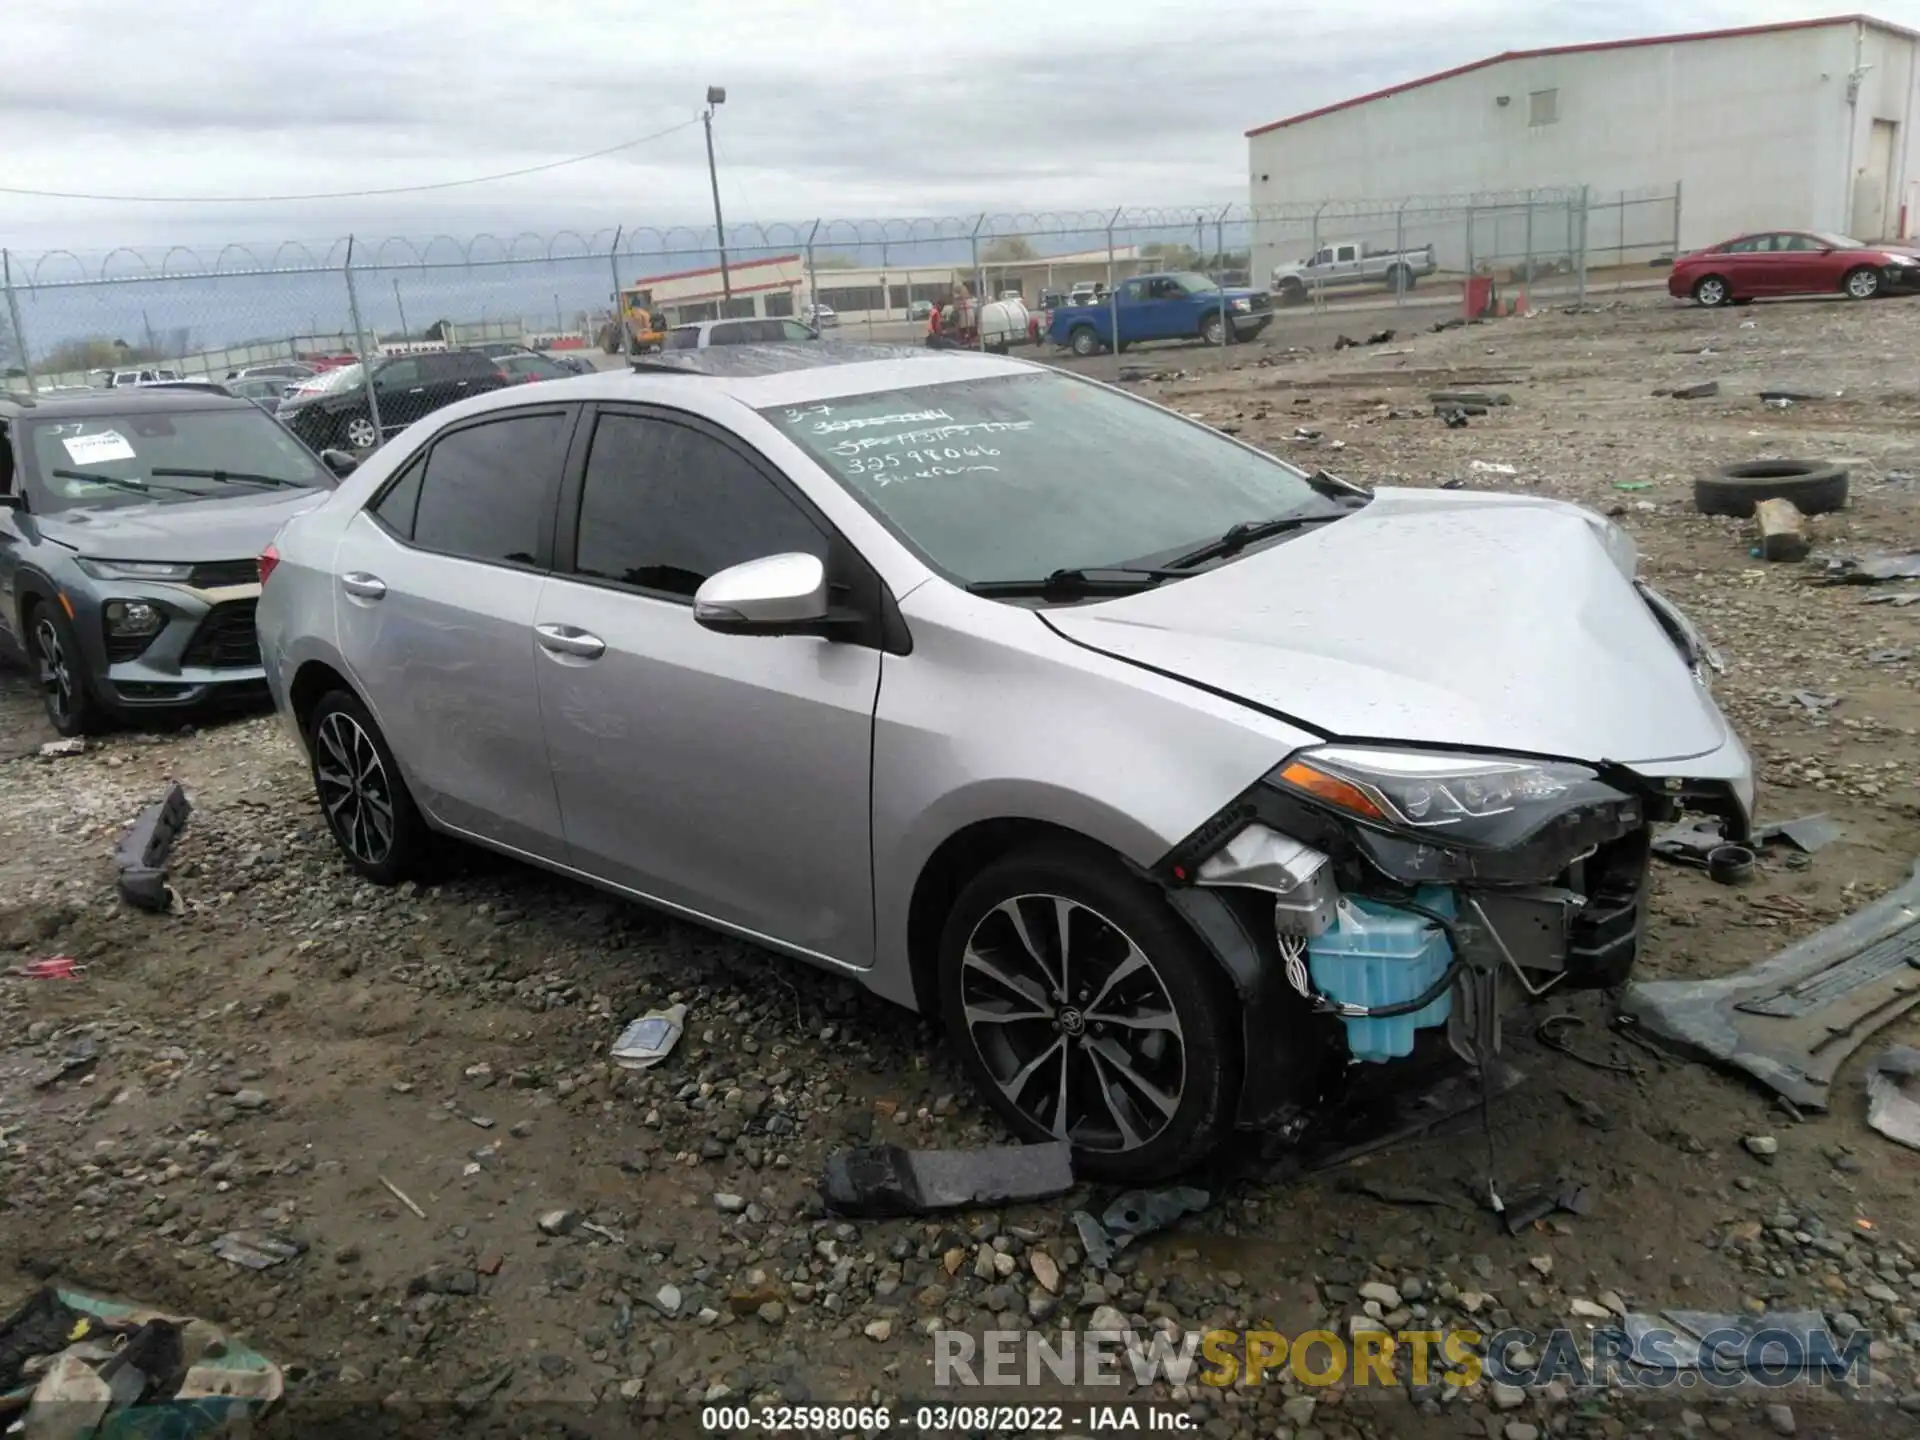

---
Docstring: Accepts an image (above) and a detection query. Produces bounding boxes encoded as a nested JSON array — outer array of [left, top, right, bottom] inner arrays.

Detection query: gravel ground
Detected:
[[1, 291, 1917, 1439]]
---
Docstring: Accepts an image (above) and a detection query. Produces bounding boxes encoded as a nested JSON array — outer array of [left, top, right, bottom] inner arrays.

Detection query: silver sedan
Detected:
[[254, 344, 1753, 1180]]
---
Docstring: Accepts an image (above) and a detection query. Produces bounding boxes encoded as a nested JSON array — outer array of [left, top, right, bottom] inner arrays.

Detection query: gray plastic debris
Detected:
[[610, 1002, 687, 1070], [1621, 858, 1920, 1111], [819, 1141, 1073, 1217], [115, 783, 190, 912], [1101, 1186, 1210, 1239], [1758, 814, 1842, 854], [31, 1035, 100, 1090], [1622, 1310, 1836, 1375], [1073, 1210, 1116, 1270], [212, 1231, 309, 1271], [1820, 551, 1920, 584], [1866, 1046, 1920, 1151], [37, 738, 87, 759], [1669, 381, 1721, 400]]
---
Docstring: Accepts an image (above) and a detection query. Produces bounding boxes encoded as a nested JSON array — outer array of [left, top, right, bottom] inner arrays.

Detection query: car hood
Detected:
[[1041, 488, 1728, 766], [33, 487, 330, 562]]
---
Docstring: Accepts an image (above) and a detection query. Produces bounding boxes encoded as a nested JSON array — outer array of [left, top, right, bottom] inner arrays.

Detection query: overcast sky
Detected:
[[6, 0, 1920, 258]]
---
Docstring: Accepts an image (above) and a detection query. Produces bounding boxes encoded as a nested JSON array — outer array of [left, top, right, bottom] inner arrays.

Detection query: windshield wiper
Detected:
[[1165, 511, 1348, 571], [966, 566, 1181, 598], [51, 468, 201, 497], [150, 467, 309, 489]]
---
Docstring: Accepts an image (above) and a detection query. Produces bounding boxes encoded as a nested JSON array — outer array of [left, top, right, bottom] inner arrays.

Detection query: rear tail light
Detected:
[[259, 544, 280, 587], [492, 369, 510, 383]]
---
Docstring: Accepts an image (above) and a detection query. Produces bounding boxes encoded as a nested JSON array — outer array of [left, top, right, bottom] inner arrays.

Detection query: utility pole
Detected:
[[392, 279, 409, 339], [703, 85, 731, 304]]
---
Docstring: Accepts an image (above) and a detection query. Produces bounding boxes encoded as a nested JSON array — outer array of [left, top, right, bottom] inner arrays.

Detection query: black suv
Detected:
[[275, 350, 509, 453]]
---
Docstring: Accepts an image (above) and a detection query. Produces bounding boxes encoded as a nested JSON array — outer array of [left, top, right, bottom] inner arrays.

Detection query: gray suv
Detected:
[[255, 344, 1753, 1180], [1, 388, 350, 734]]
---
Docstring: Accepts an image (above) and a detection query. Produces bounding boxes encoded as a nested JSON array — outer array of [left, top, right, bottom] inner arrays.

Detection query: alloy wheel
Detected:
[[314, 710, 396, 866], [959, 894, 1186, 1153], [32, 617, 73, 728], [1847, 268, 1881, 299], [1696, 278, 1727, 307], [345, 416, 379, 449]]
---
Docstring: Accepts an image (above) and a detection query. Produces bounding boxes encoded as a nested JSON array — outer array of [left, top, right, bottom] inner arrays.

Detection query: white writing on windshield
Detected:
[[827, 421, 1033, 457], [809, 409, 953, 435]]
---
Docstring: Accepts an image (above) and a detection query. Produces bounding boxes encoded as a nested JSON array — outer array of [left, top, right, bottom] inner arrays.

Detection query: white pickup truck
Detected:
[[1271, 240, 1438, 303]]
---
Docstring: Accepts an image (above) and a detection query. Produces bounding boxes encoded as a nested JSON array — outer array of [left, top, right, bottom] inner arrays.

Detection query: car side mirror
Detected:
[[319, 449, 359, 478], [693, 552, 828, 636]]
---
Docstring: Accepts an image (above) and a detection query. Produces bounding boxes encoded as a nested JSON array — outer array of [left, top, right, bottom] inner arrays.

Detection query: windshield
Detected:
[[663, 327, 702, 350], [23, 407, 333, 512], [297, 363, 365, 394], [1162, 271, 1219, 294], [759, 370, 1324, 585]]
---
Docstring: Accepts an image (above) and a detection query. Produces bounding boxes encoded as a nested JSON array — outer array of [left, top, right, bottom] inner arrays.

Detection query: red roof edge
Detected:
[[1245, 14, 1910, 137], [632, 253, 802, 285]]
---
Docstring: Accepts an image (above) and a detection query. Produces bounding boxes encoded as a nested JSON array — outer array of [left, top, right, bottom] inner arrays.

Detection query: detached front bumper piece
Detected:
[[116, 783, 191, 911]]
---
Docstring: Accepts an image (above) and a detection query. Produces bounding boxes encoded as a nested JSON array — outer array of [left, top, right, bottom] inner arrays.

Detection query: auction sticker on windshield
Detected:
[[61, 430, 137, 465]]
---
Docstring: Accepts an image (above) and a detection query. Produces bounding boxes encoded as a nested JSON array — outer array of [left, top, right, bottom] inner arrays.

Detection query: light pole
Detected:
[[703, 85, 731, 306], [392, 279, 409, 340]]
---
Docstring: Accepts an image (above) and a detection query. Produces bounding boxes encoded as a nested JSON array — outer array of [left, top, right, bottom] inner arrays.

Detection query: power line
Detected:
[[0, 117, 703, 204]]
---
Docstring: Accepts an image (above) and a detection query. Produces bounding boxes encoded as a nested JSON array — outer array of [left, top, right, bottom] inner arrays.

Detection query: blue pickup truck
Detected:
[[1046, 271, 1273, 356]]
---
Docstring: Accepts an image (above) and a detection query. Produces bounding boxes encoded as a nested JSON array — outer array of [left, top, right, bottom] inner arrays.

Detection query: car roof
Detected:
[[0, 388, 259, 418], [459, 342, 1038, 409]]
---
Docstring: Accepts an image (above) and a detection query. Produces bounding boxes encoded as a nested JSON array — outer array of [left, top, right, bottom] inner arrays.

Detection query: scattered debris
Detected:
[[611, 1002, 687, 1070], [1428, 390, 1511, 407], [1439, 408, 1470, 429], [1622, 1310, 1838, 1377], [1819, 550, 1920, 584], [212, 1231, 308, 1271], [31, 1035, 100, 1090], [1758, 815, 1841, 854], [1293, 426, 1322, 441], [1613, 480, 1653, 491], [1469, 460, 1517, 475], [1071, 1210, 1116, 1270], [1753, 497, 1810, 561], [114, 782, 190, 913], [538, 1208, 582, 1237], [1707, 843, 1756, 886], [819, 1141, 1073, 1217], [1536, 1013, 1637, 1074], [37, 739, 87, 759], [1621, 858, 1920, 1110], [1363, 329, 1395, 345], [1764, 397, 1794, 410], [1501, 1180, 1595, 1235], [1333, 334, 1359, 350], [379, 1174, 427, 1219], [1790, 690, 1840, 714], [1865, 1047, 1920, 1150], [1101, 1186, 1210, 1239], [1759, 389, 1825, 403], [1743, 1134, 1779, 1161], [6, 956, 81, 980], [1669, 381, 1721, 400], [1652, 817, 1729, 869], [0, 1285, 281, 1434], [1867, 646, 1912, 664], [1861, 590, 1920, 606]]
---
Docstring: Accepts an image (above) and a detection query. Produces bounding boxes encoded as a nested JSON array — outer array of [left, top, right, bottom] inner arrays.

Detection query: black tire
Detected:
[[26, 600, 101, 737], [1276, 280, 1306, 306], [1387, 265, 1416, 293], [1069, 327, 1100, 358], [936, 842, 1239, 1183], [307, 689, 431, 884], [1692, 274, 1732, 308], [1200, 314, 1227, 346], [1693, 460, 1849, 518], [1843, 265, 1883, 300]]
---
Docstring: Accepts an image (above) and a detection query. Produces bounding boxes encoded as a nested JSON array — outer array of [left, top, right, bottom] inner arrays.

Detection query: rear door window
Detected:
[[406, 410, 570, 568]]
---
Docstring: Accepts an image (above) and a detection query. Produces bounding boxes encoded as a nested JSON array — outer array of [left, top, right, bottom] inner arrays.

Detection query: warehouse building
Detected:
[[1245, 15, 1920, 283]]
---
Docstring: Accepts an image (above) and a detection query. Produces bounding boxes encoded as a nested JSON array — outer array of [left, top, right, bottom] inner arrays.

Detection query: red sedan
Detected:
[[1668, 230, 1920, 307]]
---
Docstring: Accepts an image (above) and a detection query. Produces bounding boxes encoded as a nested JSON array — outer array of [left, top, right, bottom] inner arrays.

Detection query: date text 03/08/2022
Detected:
[[700, 1402, 1193, 1431]]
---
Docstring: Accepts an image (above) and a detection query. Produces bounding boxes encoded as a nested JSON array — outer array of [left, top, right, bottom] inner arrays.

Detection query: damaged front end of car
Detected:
[[1158, 722, 1754, 1133]]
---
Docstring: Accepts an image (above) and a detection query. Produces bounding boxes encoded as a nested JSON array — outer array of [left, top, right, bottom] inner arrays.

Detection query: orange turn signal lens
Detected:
[[1278, 760, 1387, 821]]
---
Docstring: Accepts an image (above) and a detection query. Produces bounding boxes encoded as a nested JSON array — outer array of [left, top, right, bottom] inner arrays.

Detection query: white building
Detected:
[[1245, 15, 1920, 281]]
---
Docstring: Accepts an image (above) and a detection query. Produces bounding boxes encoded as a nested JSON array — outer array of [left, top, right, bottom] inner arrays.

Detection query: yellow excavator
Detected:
[[599, 286, 666, 354]]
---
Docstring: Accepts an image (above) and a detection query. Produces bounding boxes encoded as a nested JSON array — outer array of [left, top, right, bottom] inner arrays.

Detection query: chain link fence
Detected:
[[2, 185, 1681, 410]]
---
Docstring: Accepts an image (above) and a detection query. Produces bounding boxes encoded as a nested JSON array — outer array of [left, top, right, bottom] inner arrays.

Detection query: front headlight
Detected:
[[1268, 745, 1646, 883], [1230, 297, 1252, 312], [76, 558, 194, 583], [102, 599, 165, 637]]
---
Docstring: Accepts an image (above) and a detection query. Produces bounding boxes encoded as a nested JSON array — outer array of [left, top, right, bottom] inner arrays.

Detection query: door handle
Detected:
[[535, 623, 605, 660], [341, 572, 387, 600], [407, 387, 426, 395]]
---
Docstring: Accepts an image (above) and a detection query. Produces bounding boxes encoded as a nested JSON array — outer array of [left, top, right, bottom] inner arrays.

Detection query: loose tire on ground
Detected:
[[935, 842, 1240, 1183], [1693, 460, 1849, 518]]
